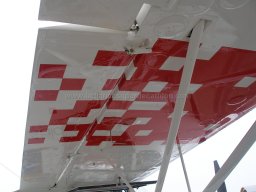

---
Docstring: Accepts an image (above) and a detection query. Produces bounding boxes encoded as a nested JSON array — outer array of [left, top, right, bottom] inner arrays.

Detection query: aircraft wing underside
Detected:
[[20, 0, 256, 191]]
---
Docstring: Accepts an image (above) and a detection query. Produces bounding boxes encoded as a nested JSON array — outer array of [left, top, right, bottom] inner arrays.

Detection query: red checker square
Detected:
[[38, 64, 66, 78], [102, 79, 118, 90], [119, 80, 148, 91], [34, 90, 59, 101], [107, 100, 133, 109], [152, 39, 188, 57], [60, 124, 91, 142], [28, 138, 45, 144], [93, 50, 134, 66], [30, 125, 48, 132], [60, 78, 85, 90], [133, 53, 168, 69]]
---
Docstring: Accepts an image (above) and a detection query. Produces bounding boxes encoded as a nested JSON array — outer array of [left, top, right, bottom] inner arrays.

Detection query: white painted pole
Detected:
[[177, 143, 192, 192], [52, 61, 135, 188], [203, 120, 256, 192], [154, 20, 205, 192]]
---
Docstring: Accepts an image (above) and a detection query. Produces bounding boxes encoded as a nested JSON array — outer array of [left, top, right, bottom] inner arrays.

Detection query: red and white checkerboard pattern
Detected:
[[28, 39, 256, 146]]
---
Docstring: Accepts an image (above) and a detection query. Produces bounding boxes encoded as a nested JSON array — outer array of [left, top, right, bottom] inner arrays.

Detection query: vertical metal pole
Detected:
[[177, 143, 192, 192], [154, 20, 205, 192], [203, 120, 256, 192]]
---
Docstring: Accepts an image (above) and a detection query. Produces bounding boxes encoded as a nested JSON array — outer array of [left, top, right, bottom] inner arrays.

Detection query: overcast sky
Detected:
[[0, 1, 255, 192], [141, 108, 256, 192]]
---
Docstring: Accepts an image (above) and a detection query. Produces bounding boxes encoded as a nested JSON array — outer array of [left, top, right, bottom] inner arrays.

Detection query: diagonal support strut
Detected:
[[154, 19, 206, 192], [177, 141, 192, 192], [203, 120, 256, 192]]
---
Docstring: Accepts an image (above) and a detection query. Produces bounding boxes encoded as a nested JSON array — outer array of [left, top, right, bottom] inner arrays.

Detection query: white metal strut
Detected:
[[51, 4, 152, 190], [51, 62, 136, 191], [154, 20, 206, 192], [203, 120, 256, 192], [177, 142, 192, 192]]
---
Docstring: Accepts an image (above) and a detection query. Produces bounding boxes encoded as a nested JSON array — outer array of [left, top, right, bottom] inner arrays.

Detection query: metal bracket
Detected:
[[130, 21, 140, 33]]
